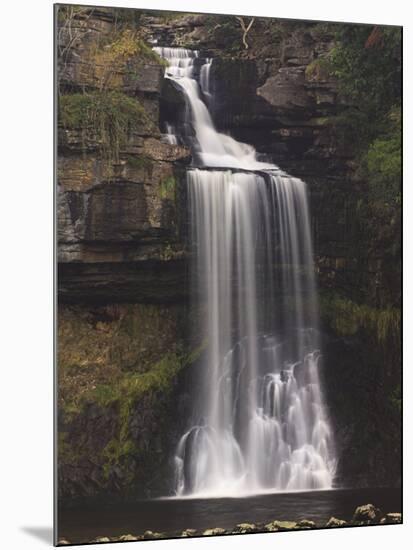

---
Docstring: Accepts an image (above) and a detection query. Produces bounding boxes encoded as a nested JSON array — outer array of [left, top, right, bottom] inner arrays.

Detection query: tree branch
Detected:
[[235, 16, 255, 50]]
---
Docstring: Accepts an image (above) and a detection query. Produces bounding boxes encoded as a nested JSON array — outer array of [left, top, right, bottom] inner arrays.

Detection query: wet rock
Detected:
[[353, 504, 382, 524], [143, 137, 191, 163], [143, 530, 164, 539], [380, 512, 402, 524], [257, 69, 312, 110], [233, 523, 257, 533], [181, 528, 198, 537], [297, 519, 316, 529], [118, 534, 140, 541], [265, 520, 297, 531], [92, 536, 111, 543], [203, 527, 226, 536], [325, 517, 347, 528]]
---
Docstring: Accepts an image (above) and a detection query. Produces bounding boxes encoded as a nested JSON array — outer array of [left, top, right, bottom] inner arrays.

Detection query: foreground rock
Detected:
[[181, 528, 198, 537], [118, 534, 140, 541], [381, 512, 402, 524], [203, 527, 226, 536], [353, 504, 383, 524], [325, 517, 348, 528], [233, 523, 258, 533], [59, 504, 402, 545], [265, 520, 298, 532], [297, 519, 316, 529], [143, 530, 164, 539]]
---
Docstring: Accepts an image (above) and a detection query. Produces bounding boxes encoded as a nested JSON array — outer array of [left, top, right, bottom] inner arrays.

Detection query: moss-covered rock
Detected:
[[58, 303, 204, 499]]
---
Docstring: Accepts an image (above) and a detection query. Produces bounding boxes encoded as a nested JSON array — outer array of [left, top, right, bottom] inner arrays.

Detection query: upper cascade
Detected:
[[153, 46, 276, 171]]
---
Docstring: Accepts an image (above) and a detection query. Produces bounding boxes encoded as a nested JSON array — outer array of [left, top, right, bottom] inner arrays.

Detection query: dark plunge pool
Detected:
[[58, 486, 402, 543]]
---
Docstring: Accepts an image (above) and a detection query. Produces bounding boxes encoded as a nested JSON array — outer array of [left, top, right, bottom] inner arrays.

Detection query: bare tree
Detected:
[[235, 16, 255, 49], [57, 6, 94, 90]]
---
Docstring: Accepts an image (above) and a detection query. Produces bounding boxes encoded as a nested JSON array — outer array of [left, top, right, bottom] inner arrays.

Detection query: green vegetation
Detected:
[[125, 154, 153, 170], [365, 106, 401, 207], [305, 57, 331, 81], [59, 91, 150, 162], [320, 293, 400, 345], [322, 25, 402, 308], [94, 346, 204, 479], [159, 176, 176, 200], [93, 29, 165, 69], [390, 385, 402, 415], [329, 25, 401, 212], [91, 352, 184, 408]]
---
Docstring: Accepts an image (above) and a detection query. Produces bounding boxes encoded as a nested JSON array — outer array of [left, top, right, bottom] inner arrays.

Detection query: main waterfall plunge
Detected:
[[154, 47, 336, 497]]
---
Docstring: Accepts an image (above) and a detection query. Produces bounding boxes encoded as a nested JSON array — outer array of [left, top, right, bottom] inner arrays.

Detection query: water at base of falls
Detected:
[[153, 47, 336, 497]]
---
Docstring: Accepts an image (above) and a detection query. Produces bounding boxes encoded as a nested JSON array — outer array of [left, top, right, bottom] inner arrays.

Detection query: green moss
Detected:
[[160, 244, 175, 261], [102, 438, 138, 480], [305, 57, 332, 81], [389, 385, 401, 415], [126, 154, 153, 170], [364, 106, 401, 207], [59, 91, 151, 162], [91, 352, 184, 409], [95, 344, 205, 476], [159, 176, 176, 200], [320, 293, 400, 344]]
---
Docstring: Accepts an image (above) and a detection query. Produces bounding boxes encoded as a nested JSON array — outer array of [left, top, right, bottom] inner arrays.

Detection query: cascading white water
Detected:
[[154, 47, 336, 497]]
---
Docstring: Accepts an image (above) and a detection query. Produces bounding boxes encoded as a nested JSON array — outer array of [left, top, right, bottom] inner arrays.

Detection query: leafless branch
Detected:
[[235, 16, 255, 49]]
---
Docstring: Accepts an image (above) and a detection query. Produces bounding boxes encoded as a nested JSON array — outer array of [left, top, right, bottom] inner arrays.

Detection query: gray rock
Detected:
[[118, 534, 140, 541], [265, 520, 297, 531], [233, 523, 257, 533], [353, 504, 382, 524], [85, 181, 148, 242], [125, 62, 163, 94], [326, 517, 347, 528], [381, 512, 402, 524], [181, 529, 197, 537], [297, 519, 316, 529], [203, 527, 226, 536], [257, 69, 312, 110], [143, 530, 163, 539], [92, 536, 111, 543]]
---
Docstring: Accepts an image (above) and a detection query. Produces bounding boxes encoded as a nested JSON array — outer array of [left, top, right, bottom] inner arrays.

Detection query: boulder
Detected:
[[257, 69, 312, 110], [380, 512, 402, 524], [325, 517, 347, 528], [203, 528, 226, 536], [91, 536, 111, 543], [181, 529, 198, 537], [265, 520, 297, 531], [143, 530, 164, 539], [233, 523, 257, 533], [118, 534, 140, 541], [297, 519, 316, 529], [353, 504, 382, 524]]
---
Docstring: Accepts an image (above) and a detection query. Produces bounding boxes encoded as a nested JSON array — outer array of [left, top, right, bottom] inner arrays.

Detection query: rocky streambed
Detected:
[[57, 504, 401, 545]]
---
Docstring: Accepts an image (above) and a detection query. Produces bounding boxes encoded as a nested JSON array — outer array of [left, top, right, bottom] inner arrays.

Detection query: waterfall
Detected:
[[154, 47, 336, 497]]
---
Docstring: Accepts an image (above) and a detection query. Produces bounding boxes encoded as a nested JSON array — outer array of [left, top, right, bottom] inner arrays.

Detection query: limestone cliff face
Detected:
[[57, 7, 191, 304], [56, 8, 196, 499], [57, 8, 400, 499]]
